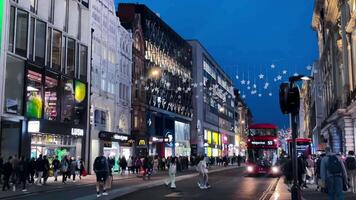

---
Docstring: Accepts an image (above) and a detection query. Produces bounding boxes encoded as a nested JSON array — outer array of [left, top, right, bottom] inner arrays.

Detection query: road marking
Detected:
[[258, 177, 280, 200], [165, 192, 183, 198]]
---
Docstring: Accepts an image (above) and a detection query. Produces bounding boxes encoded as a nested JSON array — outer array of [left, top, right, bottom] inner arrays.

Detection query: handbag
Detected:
[[82, 169, 87, 177]]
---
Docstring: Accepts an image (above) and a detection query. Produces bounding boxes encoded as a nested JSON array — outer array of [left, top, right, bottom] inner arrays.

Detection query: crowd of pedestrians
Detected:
[[0, 154, 86, 193], [282, 147, 356, 200]]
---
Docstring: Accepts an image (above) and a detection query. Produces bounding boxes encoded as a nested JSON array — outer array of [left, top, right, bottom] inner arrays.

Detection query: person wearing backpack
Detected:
[[345, 150, 356, 193], [320, 147, 348, 200], [93, 155, 109, 198]]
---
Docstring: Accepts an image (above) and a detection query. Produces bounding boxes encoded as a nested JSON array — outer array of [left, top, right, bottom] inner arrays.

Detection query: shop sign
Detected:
[[28, 121, 40, 133], [113, 134, 129, 141], [138, 139, 146, 146], [151, 136, 170, 143], [250, 140, 274, 146], [71, 128, 84, 136]]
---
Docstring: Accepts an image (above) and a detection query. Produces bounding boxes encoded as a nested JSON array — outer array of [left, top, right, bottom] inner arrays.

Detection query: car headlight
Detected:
[[247, 166, 254, 172], [272, 166, 279, 173]]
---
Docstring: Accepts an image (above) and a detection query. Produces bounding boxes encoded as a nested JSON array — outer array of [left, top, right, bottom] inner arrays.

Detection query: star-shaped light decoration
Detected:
[[271, 64, 276, 69], [242, 94, 246, 99], [246, 80, 250, 85], [166, 82, 171, 88], [277, 75, 282, 80], [253, 84, 257, 89], [258, 74, 264, 79], [241, 80, 246, 85], [192, 83, 198, 88], [247, 86, 251, 90], [293, 72, 299, 76], [282, 70, 287, 75], [268, 92, 272, 96], [238, 91, 241, 94], [177, 87, 182, 91], [274, 78, 277, 82], [306, 65, 312, 71], [235, 75, 239, 80], [144, 86, 150, 91], [313, 69, 318, 74], [199, 82, 203, 86], [258, 93, 262, 97]]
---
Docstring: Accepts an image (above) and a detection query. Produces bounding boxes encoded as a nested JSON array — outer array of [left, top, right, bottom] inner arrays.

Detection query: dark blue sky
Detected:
[[115, 0, 318, 129]]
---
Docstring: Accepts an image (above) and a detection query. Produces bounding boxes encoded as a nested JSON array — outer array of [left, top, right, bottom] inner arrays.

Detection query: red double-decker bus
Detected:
[[246, 123, 280, 176]]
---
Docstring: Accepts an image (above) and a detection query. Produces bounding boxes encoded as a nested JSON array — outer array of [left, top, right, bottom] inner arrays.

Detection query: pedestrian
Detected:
[[79, 158, 85, 179], [52, 155, 60, 181], [127, 156, 133, 174], [197, 156, 210, 189], [237, 154, 242, 167], [320, 147, 348, 200], [2, 156, 13, 191], [306, 154, 315, 184], [43, 155, 50, 185], [28, 157, 35, 184], [135, 157, 142, 174], [345, 150, 356, 193], [76, 157, 81, 180], [120, 156, 127, 175], [11, 155, 20, 191], [153, 156, 159, 173], [0, 155, 3, 184], [18, 156, 29, 192], [61, 155, 69, 184], [34, 154, 44, 185], [93, 155, 109, 198], [297, 154, 307, 188], [165, 157, 177, 189], [70, 157, 77, 182]]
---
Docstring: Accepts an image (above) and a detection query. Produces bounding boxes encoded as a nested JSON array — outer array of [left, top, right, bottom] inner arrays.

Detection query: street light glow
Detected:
[[149, 67, 161, 78], [300, 76, 312, 81]]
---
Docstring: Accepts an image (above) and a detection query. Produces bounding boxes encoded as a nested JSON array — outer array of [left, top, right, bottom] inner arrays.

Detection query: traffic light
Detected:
[[279, 83, 300, 114]]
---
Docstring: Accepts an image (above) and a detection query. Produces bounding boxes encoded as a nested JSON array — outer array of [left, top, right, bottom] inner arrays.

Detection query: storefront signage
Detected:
[[250, 140, 274, 146], [71, 128, 84, 136], [113, 134, 128, 141], [138, 139, 146, 146], [28, 121, 40, 133], [151, 136, 170, 143], [99, 131, 130, 143]]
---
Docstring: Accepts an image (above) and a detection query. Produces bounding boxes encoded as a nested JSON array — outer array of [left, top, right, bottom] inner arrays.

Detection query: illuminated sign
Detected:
[[250, 140, 274, 146], [28, 121, 40, 133], [138, 139, 146, 146], [71, 128, 84, 136], [151, 136, 170, 143], [113, 134, 128, 141]]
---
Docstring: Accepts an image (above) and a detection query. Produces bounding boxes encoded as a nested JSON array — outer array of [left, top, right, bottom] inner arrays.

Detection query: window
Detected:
[[79, 45, 88, 81], [9, 7, 15, 52], [30, 0, 37, 13], [26, 70, 43, 119], [82, 0, 89, 8], [29, 18, 35, 60], [4, 56, 24, 115], [66, 38, 75, 76], [52, 30, 61, 71], [61, 77, 74, 122], [47, 28, 52, 67], [44, 75, 58, 120], [15, 9, 28, 57], [35, 20, 46, 65]]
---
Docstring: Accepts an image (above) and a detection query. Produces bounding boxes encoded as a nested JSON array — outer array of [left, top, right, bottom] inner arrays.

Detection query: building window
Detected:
[[29, 17, 35, 60], [35, 20, 46, 65], [15, 9, 28, 57], [4, 56, 24, 115], [30, 0, 37, 13], [9, 6, 15, 53], [47, 28, 52, 67], [82, 0, 89, 8], [52, 30, 62, 71], [26, 70, 43, 119], [79, 45, 88, 81], [66, 38, 75, 77], [44, 75, 58, 120], [61, 77, 74, 122]]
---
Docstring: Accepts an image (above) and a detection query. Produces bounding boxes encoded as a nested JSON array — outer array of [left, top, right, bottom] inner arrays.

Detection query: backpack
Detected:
[[345, 157, 356, 170], [94, 156, 106, 172], [327, 155, 342, 175]]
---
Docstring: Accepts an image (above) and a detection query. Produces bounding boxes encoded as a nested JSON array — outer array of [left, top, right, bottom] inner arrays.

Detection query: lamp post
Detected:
[[279, 75, 313, 200]]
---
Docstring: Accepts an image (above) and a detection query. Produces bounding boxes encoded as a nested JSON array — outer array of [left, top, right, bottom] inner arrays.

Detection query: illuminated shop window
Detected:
[[207, 131, 212, 144], [44, 75, 58, 120], [26, 70, 43, 119]]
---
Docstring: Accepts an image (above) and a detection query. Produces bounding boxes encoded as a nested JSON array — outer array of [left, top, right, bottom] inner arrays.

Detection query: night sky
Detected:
[[115, 0, 318, 129]]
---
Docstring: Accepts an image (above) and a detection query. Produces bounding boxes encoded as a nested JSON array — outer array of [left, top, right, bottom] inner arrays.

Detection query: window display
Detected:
[[26, 70, 43, 119], [61, 78, 74, 122], [44, 75, 58, 120]]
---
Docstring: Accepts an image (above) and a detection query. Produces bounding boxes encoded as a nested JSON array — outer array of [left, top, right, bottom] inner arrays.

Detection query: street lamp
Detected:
[[148, 67, 161, 79], [279, 75, 313, 200]]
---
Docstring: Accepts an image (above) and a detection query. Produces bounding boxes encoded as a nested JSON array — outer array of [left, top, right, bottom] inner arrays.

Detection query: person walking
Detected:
[[61, 156, 69, 184], [28, 157, 35, 184], [306, 154, 315, 184], [320, 147, 348, 200], [237, 154, 242, 167], [79, 158, 85, 180], [52, 156, 60, 181], [297, 154, 307, 188], [197, 156, 210, 189], [11, 155, 20, 191], [127, 156, 133, 174], [18, 156, 29, 192], [34, 154, 44, 185], [345, 150, 356, 193], [2, 156, 13, 191], [93, 155, 109, 198], [43, 156, 50, 185], [70, 157, 77, 182], [165, 157, 177, 189], [315, 153, 326, 191], [119, 156, 127, 175]]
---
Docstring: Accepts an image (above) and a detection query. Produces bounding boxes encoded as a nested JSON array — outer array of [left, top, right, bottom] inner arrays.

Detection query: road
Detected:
[[117, 167, 278, 200]]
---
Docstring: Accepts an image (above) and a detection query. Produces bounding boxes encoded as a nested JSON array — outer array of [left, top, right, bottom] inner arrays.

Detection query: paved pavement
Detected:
[[269, 178, 356, 200], [0, 165, 240, 200], [115, 167, 279, 200]]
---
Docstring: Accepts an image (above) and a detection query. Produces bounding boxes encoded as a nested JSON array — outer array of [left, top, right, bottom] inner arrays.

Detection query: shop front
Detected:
[[204, 129, 222, 157], [28, 120, 85, 160], [175, 121, 191, 156]]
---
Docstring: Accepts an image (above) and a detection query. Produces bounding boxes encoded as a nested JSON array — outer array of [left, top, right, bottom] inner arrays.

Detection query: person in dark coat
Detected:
[[119, 156, 127, 175], [28, 157, 35, 184], [18, 156, 29, 191], [298, 154, 307, 188], [52, 156, 60, 181], [2, 156, 13, 191], [34, 154, 44, 185], [42, 156, 50, 185]]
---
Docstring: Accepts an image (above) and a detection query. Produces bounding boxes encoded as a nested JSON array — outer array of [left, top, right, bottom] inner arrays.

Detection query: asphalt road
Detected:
[[117, 168, 278, 200]]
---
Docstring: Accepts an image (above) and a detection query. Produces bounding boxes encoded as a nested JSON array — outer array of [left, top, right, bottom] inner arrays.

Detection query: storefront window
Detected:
[[66, 38, 75, 77], [213, 132, 219, 145], [15, 9, 28, 57], [61, 77, 74, 122], [35, 20, 46, 65], [29, 17, 35, 60], [44, 75, 58, 120], [9, 6, 15, 52], [207, 131, 212, 144], [52, 30, 62, 71], [26, 70, 43, 119], [4, 56, 24, 115]]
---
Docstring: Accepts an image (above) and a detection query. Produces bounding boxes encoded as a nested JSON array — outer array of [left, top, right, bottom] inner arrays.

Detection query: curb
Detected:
[[74, 166, 241, 200], [259, 177, 279, 200]]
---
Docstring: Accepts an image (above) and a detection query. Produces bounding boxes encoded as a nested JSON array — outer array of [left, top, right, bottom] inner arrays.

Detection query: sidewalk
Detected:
[[269, 178, 356, 200], [0, 165, 240, 200]]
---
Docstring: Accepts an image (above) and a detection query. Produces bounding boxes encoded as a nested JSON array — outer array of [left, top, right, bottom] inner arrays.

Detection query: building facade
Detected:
[[311, 0, 356, 153], [90, 0, 132, 172], [188, 40, 235, 157], [118, 4, 193, 157], [0, 0, 90, 161]]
